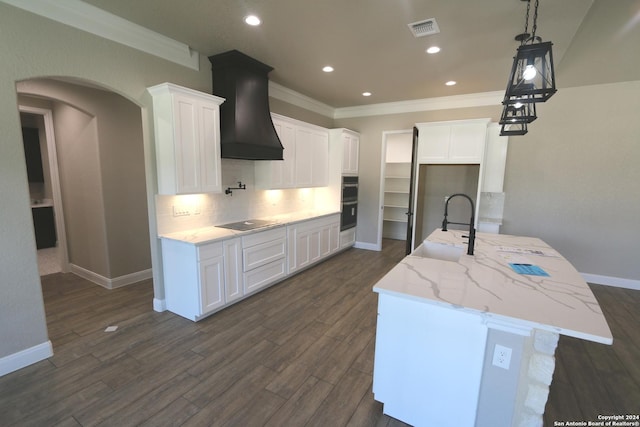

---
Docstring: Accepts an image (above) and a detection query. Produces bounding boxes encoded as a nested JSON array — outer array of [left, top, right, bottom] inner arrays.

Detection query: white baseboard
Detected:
[[0, 341, 53, 377], [354, 241, 380, 251], [153, 298, 166, 312], [581, 273, 640, 291], [69, 264, 152, 289]]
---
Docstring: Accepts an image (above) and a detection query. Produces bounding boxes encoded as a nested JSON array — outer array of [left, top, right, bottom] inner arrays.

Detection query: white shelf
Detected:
[[383, 162, 410, 240], [384, 218, 408, 223]]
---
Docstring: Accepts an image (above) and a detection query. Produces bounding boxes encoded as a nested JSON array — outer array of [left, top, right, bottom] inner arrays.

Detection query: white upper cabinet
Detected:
[[148, 82, 225, 195], [255, 114, 329, 189], [262, 118, 296, 188], [340, 130, 360, 175], [416, 119, 490, 164]]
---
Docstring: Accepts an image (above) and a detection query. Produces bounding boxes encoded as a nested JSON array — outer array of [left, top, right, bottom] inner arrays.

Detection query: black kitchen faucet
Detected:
[[441, 193, 476, 256]]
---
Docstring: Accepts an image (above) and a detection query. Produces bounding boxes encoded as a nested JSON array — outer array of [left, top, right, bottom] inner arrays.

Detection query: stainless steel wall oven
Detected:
[[341, 176, 358, 231]]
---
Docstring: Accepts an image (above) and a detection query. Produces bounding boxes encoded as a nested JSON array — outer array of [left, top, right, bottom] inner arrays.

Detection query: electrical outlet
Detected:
[[492, 344, 512, 370], [172, 205, 190, 217]]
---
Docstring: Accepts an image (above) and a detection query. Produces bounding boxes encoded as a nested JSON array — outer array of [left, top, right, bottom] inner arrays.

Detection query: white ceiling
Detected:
[[77, 0, 609, 108]]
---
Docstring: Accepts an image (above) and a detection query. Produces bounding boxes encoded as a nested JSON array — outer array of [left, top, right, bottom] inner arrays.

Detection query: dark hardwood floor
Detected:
[[1, 239, 638, 426]]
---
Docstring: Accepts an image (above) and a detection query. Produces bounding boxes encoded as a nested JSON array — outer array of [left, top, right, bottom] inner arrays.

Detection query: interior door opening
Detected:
[[19, 107, 68, 276], [379, 130, 413, 250]]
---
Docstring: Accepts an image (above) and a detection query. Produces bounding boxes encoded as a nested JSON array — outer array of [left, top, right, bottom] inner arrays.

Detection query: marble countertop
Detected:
[[373, 228, 613, 344], [159, 210, 340, 245]]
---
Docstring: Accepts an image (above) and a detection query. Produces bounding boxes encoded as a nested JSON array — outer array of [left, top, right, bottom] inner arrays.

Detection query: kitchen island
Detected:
[[372, 229, 612, 427]]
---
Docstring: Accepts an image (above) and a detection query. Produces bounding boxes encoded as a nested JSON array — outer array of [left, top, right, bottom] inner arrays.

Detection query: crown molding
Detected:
[[269, 82, 504, 120], [268, 81, 335, 118], [333, 91, 505, 119], [1, 0, 199, 70]]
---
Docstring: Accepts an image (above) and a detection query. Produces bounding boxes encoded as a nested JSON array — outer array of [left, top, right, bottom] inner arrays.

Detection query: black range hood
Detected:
[[208, 50, 284, 160]]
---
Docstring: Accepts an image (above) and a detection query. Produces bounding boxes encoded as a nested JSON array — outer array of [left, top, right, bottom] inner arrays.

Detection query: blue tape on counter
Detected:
[[509, 263, 550, 276]]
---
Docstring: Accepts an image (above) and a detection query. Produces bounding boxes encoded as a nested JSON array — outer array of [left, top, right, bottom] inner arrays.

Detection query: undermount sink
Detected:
[[411, 241, 464, 262]]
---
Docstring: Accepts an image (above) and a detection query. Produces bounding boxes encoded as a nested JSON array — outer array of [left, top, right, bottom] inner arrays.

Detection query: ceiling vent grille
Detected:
[[408, 18, 440, 38]]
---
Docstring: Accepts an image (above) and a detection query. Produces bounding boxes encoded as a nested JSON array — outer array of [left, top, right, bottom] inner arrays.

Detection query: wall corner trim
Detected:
[[0, 341, 53, 377], [0, 0, 199, 70]]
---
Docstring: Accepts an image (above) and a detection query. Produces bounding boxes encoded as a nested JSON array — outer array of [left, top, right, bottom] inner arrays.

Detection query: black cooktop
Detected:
[[216, 219, 279, 231]]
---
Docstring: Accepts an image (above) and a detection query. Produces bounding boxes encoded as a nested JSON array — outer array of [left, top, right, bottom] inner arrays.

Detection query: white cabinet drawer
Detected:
[[243, 259, 287, 294], [198, 241, 223, 260], [242, 226, 286, 247], [243, 238, 285, 272]]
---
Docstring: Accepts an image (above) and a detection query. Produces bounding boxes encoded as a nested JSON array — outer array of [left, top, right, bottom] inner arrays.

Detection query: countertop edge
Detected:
[[373, 286, 613, 345]]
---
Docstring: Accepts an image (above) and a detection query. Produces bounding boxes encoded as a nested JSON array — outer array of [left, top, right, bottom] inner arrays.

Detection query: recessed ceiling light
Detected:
[[322, 66, 334, 73], [362, 92, 372, 97], [426, 46, 441, 54], [445, 81, 457, 86], [244, 15, 261, 26]]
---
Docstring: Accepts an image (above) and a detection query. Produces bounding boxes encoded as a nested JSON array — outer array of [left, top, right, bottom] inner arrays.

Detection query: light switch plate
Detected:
[[172, 205, 190, 217]]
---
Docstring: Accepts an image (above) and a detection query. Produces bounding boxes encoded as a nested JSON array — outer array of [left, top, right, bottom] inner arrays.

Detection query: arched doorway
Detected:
[[16, 78, 153, 352]]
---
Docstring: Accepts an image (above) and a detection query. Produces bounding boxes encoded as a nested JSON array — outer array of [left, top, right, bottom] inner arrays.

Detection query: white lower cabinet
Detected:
[[287, 214, 340, 274], [161, 215, 342, 322], [339, 228, 356, 249], [161, 239, 226, 321]]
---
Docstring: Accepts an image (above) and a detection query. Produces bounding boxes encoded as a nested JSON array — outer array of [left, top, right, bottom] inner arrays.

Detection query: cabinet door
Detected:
[[449, 123, 486, 163], [342, 133, 360, 175], [311, 130, 329, 187], [319, 226, 331, 258], [173, 94, 201, 194], [199, 255, 225, 314], [295, 127, 313, 187], [309, 228, 321, 264], [329, 220, 340, 254], [295, 229, 311, 271], [417, 124, 451, 163], [198, 101, 223, 193], [274, 119, 296, 188], [223, 238, 243, 304], [257, 118, 296, 189]]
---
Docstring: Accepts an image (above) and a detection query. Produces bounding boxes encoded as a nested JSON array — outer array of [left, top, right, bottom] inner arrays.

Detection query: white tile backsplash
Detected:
[[156, 159, 335, 235]]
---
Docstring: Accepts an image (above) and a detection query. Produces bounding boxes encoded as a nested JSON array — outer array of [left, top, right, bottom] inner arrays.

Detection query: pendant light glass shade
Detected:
[[500, 121, 528, 136], [504, 41, 556, 104], [499, 101, 536, 136], [499, 100, 537, 125]]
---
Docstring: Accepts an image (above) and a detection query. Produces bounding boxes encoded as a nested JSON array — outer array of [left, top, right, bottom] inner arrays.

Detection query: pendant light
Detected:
[[499, 99, 537, 135], [500, 0, 556, 136], [503, 0, 557, 105]]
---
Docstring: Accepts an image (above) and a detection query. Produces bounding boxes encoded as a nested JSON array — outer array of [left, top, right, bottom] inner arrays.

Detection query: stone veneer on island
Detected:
[[372, 229, 612, 427]]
